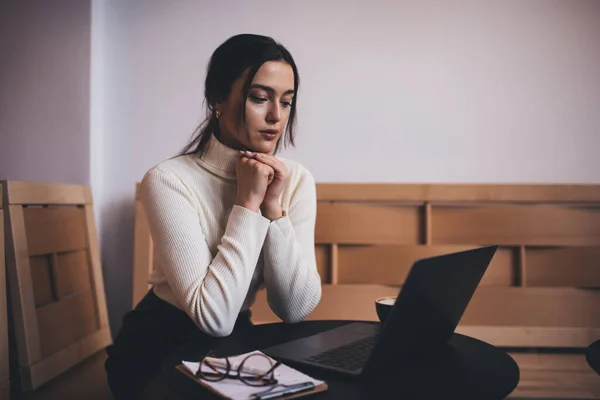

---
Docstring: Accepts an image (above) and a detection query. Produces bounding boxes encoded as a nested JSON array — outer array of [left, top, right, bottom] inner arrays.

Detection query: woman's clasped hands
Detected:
[[235, 151, 288, 221]]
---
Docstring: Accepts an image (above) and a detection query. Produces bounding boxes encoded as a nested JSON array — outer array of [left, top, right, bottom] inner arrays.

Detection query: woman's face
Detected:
[[217, 61, 295, 154]]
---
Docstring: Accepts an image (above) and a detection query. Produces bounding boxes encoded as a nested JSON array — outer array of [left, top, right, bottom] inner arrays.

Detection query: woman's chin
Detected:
[[248, 140, 277, 154]]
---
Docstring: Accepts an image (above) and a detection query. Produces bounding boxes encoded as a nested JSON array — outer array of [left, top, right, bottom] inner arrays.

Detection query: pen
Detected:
[[251, 381, 315, 400]]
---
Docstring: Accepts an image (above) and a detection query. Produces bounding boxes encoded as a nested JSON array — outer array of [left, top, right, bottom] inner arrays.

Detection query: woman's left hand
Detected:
[[240, 151, 289, 220]]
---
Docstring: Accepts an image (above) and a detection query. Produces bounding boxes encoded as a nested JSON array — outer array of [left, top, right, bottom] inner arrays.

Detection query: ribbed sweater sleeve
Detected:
[[262, 170, 322, 322], [140, 167, 270, 337]]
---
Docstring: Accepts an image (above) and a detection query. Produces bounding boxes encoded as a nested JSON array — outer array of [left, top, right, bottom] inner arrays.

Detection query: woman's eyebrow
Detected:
[[250, 84, 294, 96]]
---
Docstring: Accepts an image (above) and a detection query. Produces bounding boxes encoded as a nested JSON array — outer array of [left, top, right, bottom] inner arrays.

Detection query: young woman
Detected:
[[104, 34, 322, 399]]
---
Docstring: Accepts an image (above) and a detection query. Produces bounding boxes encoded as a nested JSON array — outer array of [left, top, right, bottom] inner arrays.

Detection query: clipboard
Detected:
[[176, 351, 328, 400]]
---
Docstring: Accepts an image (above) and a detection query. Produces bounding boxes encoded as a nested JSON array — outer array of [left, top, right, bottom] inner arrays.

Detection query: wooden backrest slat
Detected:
[[314, 245, 330, 284], [36, 291, 98, 358], [5, 181, 92, 205], [525, 247, 600, 287], [336, 245, 515, 286], [23, 207, 88, 256], [431, 205, 600, 246], [250, 284, 600, 328], [462, 287, 600, 328], [316, 183, 600, 203], [316, 203, 422, 245]]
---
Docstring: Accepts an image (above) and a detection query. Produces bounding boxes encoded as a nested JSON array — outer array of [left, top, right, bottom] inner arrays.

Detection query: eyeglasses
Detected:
[[195, 353, 282, 387]]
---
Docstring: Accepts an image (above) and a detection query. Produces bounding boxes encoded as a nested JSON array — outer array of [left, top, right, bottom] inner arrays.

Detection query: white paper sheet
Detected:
[[182, 350, 324, 400]]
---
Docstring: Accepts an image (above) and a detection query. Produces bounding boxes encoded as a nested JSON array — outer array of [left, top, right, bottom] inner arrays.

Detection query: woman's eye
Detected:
[[281, 101, 292, 108], [250, 95, 267, 103]]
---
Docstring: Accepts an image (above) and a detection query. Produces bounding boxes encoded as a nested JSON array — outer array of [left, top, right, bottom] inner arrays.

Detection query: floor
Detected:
[[18, 351, 112, 400], [15, 349, 600, 399]]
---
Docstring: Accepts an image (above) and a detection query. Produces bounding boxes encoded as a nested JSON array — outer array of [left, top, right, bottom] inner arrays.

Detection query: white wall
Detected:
[[0, 0, 91, 185], [94, 0, 600, 333]]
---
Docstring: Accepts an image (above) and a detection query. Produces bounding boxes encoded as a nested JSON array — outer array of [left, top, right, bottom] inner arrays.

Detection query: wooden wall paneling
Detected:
[[250, 283, 600, 348], [524, 246, 600, 287], [314, 245, 330, 284], [316, 203, 422, 245], [250, 289, 279, 325], [431, 205, 600, 246], [250, 284, 401, 325], [251, 283, 600, 345], [424, 202, 432, 245], [295, 272, 600, 348], [462, 287, 600, 327], [336, 245, 516, 286], [490, 247, 519, 286], [519, 246, 527, 287], [317, 183, 600, 203], [458, 286, 600, 347], [306, 284, 400, 322], [330, 244, 339, 285]]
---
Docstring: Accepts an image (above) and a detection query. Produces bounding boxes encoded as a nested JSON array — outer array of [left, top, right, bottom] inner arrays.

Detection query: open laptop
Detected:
[[262, 245, 498, 377]]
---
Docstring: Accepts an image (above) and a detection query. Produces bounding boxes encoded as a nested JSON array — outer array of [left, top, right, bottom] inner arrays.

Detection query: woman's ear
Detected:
[[215, 102, 222, 119]]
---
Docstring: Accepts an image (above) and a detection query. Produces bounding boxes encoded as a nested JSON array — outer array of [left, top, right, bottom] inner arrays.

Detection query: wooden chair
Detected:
[[1, 181, 112, 391], [134, 182, 600, 348], [0, 184, 10, 399], [132, 183, 154, 308]]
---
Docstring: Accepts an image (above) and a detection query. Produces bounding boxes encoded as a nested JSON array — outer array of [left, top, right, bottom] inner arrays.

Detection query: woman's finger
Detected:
[[253, 153, 284, 174], [239, 150, 257, 159]]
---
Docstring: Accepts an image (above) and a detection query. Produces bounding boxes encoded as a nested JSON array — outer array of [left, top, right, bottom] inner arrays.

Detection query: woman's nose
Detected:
[[267, 105, 281, 122]]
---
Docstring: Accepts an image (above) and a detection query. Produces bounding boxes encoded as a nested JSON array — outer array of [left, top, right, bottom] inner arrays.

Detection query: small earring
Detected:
[[215, 110, 222, 119]]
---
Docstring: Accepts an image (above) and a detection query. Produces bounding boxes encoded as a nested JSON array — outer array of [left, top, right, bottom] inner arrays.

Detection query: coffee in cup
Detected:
[[375, 296, 397, 323]]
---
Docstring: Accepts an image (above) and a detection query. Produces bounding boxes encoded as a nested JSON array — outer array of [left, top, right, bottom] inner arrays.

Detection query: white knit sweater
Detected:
[[140, 134, 322, 337]]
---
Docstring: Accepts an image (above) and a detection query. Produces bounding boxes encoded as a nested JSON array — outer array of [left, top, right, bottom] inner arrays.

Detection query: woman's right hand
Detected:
[[235, 152, 275, 213]]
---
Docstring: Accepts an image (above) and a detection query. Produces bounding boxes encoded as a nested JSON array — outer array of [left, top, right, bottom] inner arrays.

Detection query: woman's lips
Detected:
[[259, 130, 279, 140]]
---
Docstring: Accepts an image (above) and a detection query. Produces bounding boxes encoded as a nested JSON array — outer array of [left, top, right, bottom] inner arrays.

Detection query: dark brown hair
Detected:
[[179, 34, 300, 156]]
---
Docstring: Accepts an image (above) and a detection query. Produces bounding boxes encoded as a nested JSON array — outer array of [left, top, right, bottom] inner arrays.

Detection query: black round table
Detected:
[[586, 339, 600, 374], [163, 320, 520, 400]]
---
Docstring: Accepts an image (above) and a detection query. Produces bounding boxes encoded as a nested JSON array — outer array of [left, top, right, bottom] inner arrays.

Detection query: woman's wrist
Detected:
[[234, 198, 261, 214], [261, 201, 284, 221]]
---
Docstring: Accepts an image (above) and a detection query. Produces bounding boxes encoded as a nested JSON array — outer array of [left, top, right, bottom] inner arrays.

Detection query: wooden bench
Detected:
[[133, 183, 600, 348], [2, 181, 112, 391]]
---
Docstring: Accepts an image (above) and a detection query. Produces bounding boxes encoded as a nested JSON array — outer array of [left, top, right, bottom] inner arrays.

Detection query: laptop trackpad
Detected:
[[263, 323, 379, 360]]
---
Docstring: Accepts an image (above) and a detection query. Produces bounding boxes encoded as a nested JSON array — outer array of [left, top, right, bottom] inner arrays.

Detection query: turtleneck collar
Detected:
[[195, 133, 239, 180]]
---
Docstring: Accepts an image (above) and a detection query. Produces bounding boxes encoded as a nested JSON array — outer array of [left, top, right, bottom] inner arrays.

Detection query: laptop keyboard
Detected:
[[304, 335, 377, 371]]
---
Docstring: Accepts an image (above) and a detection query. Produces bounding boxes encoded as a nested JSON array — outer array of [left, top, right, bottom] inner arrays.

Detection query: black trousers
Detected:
[[105, 289, 253, 400]]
